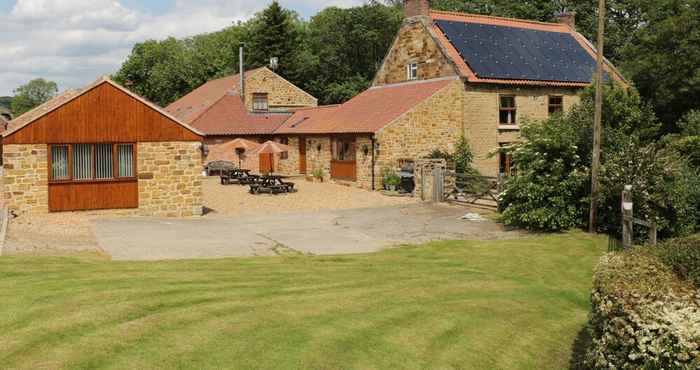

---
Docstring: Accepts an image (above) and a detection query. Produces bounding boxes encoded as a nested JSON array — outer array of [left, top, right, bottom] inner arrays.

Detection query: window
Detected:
[[332, 138, 356, 162], [499, 96, 517, 125], [278, 137, 289, 160], [117, 144, 134, 178], [499, 144, 516, 177], [51, 145, 69, 180], [548, 95, 564, 115], [252, 93, 268, 111], [406, 63, 418, 81], [49, 143, 135, 182], [73, 144, 94, 180]]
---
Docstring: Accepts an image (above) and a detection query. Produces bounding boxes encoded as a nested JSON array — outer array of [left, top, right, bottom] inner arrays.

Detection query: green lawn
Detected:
[[0, 232, 605, 370]]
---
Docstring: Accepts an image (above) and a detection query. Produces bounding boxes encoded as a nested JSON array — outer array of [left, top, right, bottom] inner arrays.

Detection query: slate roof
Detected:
[[276, 77, 457, 134], [190, 93, 292, 136], [429, 10, 625, 86]]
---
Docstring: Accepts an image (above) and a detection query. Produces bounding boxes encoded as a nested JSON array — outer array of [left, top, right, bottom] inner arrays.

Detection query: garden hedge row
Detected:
[[655, 235, 700, 289], [587, 249, 700, 369]]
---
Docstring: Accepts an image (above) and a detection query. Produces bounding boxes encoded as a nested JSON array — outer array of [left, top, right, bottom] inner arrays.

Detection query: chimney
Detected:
[[404, 0, 430, 18], [555, 11, 576, 30], [239, 43, 245, 99]]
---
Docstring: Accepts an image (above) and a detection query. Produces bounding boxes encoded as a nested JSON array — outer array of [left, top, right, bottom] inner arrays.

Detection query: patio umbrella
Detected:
[[208, 138, 260, 167], [253, 140, 292, 154]]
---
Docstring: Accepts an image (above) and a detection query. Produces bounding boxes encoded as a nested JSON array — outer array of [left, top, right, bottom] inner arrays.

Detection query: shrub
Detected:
[[598, 142, 699, 239], [381, 168, 400, 187], [655, 235, 700, 288], [499, 115, 590, 231], [587, 250, 700, 369]]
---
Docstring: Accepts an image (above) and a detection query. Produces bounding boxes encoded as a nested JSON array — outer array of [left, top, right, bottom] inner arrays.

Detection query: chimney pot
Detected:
[[555, 11, 576, 30], [404, 0, 430, 18]]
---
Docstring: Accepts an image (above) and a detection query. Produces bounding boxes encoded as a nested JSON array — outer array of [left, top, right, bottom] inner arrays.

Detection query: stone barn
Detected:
[[2, 76, 204, 217]]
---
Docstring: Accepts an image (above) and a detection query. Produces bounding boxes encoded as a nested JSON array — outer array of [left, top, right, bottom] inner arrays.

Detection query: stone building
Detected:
[[165, 1, 626, 190], [165, 67, 317, 173], [273, 1, 624, 188], [2, 77, 204, 216]]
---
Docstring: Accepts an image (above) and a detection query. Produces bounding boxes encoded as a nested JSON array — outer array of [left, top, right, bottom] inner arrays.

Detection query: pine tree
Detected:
[[246, 1, 302, 79]]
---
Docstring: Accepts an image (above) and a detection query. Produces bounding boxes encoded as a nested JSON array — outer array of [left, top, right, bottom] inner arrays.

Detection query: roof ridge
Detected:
[[293, 104, 341, 112], [429, 9, 566, 28]]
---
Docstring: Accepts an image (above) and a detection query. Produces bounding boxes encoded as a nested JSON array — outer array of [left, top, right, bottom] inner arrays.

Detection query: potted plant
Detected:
[[382, 168, 401, 192], [311, 167, 324, 183]]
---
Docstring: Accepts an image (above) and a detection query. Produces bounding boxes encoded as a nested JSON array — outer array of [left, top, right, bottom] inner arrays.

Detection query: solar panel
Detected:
[[435, 20, 600, 83]]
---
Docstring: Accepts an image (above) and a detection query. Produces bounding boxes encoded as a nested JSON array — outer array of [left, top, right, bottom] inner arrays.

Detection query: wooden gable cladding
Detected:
[[4, 82, 202, 145]]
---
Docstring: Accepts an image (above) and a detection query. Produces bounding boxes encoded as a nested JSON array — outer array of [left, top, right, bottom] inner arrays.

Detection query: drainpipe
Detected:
[[370, 135, 376, 191], [239, 43, 245, 100]]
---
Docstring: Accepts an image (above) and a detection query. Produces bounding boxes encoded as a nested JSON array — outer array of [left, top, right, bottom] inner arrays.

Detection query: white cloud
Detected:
[[0, 0, 367, 97]]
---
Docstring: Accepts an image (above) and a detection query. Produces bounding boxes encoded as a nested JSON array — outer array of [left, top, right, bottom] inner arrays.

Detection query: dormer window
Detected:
[[406, 63, 418, 81], [253, 93, 269, 111]]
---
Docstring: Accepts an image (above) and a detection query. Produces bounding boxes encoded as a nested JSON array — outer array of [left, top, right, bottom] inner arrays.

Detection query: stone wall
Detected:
[[355, 136, 374, 189], [373, 18, 457, 86], [137, 141, 203, 217], [274, 136, 301, 176], [3, 144, 48, 213], [305, 136, 331, 181], [368, 78, 463, 190], [463, 84, 582, 176], [245, 68, 317, 111]]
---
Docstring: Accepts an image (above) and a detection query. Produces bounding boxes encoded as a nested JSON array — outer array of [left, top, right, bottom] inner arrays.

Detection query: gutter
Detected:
[[371, 135, 376, 191]]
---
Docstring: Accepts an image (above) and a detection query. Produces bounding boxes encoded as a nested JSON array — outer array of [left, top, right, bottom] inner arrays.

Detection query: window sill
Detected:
[[498, 125, 520, 131], [49, 178, 137, 185]]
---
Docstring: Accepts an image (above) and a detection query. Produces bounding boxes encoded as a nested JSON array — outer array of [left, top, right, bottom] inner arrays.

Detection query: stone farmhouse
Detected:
[[169, 0, 625, 191], [2, 77, 204, 216]]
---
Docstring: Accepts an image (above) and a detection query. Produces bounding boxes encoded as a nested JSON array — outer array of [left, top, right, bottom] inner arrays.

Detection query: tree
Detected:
[[245, 1, 304, 81], [11, 78, 58, 116], [619, 0, 700, 130]]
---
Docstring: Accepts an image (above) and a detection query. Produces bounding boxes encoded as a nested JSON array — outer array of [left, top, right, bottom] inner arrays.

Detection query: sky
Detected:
[[0, 0, 366, 97]]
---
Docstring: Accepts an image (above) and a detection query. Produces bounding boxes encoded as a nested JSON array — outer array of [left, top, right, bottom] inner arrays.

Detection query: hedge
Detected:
[[587, 250, 700, 369], [655, 235, 700, 288]]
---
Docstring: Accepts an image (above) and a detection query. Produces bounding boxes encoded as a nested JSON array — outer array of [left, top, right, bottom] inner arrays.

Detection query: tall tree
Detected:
[[618, 0, 700, 130], [245, 1, 304, 80], [11, 78, 58, 116]]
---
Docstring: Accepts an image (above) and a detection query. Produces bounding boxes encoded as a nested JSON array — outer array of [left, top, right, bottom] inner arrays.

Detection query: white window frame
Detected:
[[406, 63, 418, 81]]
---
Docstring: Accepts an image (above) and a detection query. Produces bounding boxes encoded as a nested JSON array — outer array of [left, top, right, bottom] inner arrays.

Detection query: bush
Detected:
[[499, 115, 590, 231], [381, 168, 400, 188], [587, 250, 700, 369], [655, 235, 700, 288]]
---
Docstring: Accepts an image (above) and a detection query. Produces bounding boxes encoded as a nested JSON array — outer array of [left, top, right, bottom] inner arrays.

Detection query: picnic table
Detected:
[[220, 168, 251, 185], [249, 174, 295, 194]]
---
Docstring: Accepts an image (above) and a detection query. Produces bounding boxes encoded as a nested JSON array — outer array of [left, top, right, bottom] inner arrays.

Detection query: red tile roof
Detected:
[[190, 93, 291, 135], [276, 78, 456, 134], [429, 10, 627, 86], [165, 68, 263, 124]]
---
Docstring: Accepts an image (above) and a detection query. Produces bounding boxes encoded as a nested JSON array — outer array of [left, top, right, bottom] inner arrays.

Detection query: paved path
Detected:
[[93, 204, 519, 261]]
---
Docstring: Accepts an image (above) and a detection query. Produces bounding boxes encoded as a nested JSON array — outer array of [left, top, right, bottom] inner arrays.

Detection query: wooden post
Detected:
[[589, 0, 606, 233], [621, 185, 633, 249], [649, 222, 657, 246]]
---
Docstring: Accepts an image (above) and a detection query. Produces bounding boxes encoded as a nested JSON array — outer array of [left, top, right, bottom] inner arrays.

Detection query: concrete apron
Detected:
[[92, 204, 513, 261]]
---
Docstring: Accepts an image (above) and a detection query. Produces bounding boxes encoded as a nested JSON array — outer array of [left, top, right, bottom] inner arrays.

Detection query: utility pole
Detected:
[[589, 0, 606, 233]]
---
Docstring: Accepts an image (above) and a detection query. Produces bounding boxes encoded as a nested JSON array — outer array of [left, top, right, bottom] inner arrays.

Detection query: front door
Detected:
[[299, 136, 306, 174], [259, 153, 274, 174], [330, 136, 357, 181]]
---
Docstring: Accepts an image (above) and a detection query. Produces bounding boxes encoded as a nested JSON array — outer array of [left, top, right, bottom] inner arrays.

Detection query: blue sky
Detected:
[[0, 0, 366, 96]]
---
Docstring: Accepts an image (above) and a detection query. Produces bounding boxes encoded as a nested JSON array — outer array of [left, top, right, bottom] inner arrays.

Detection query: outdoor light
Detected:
[[200, 143, 209, 157]]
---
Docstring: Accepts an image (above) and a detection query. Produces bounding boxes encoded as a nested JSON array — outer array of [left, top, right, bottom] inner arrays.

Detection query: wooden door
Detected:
[[299, 137, 306, 174], [259, 153, 274, 174], [330, 137, 357, 181]]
